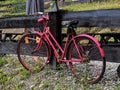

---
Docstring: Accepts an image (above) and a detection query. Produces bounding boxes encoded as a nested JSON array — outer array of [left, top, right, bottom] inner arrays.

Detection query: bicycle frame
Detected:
[[35, 29, 83, 63], [34, 21, 83, 63], [35, 13, 104, 63]]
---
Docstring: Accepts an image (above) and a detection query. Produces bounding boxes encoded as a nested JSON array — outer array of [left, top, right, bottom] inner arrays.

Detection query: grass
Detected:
[[0, 55, 120, 90], [0, 56, 8, 67], [0, 0, 120, 17], [62, 1, 120, 11], [0, 0, 26, 17]]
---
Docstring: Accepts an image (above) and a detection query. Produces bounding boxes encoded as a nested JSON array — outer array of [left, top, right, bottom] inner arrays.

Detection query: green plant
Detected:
[[14, 81, 25, 90], [19, 69, 30, 80], [113, 80, 120, 90], [0, 70, 11, 87], [0, 0, 26, 17], [0, 56, 8, 67], [62, 0, 120, 11], [39, 81, 49, 90]]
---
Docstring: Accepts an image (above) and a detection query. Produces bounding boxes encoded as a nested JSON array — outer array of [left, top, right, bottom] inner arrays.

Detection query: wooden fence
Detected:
[[0, 1, 120, 64]]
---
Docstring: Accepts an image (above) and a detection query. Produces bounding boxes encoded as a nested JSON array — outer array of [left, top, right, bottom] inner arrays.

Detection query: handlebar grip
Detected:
[[38, 18, 44, 23]]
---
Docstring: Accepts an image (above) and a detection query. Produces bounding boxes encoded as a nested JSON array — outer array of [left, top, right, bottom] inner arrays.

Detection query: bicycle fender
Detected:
[[72, 34, 105, 57]]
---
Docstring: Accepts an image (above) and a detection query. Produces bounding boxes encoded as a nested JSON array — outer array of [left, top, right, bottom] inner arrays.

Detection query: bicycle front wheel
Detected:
[[66, 34, 106, 83], [17, 33, 51, 71]]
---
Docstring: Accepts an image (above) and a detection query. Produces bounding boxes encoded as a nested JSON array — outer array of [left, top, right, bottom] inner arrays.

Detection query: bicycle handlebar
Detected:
[[38, 15, 49, 23]]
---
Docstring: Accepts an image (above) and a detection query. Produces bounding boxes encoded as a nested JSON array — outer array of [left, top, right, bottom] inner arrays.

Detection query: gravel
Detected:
[[1, 55, 120, 90], [96, 62, 120, 89]]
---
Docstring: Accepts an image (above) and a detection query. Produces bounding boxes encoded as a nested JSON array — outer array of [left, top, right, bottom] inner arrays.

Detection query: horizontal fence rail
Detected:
[[88, 33, 120, 46], [61, 9, 120, 28], [0, 15, 42, 28], [1, 9, 120, 28]]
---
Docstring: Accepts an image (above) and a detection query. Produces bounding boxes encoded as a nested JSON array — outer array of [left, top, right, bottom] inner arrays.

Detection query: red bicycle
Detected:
[[17, 13, 106, 83]]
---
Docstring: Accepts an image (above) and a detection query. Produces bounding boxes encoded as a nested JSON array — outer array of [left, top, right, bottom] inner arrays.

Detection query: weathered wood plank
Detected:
[[1, 9, 120, 28], [61, 9, 120, 28], [0, 41, 17, 54], [0, 41, 120, 63], [103, 47, 120, 63], [0, 15, 42, 28]]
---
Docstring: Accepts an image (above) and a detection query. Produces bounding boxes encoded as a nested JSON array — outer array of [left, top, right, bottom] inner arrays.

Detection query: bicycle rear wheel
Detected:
[[17, 33, 51, 71], [66, 34, 106, 83]]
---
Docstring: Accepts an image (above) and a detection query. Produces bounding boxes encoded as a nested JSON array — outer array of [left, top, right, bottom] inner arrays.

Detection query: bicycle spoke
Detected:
[[66, 35, 106, 83], [17, 33, 51, 71], [73, 39, 82, 59]]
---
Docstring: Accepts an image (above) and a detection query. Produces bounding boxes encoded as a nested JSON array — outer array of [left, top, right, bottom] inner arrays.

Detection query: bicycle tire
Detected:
[[17, 33, 51, 71], [66, 34, 106, 83]]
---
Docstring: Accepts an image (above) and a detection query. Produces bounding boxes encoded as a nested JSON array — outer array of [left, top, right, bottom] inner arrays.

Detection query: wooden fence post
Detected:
[[48, 10, 62, 70]]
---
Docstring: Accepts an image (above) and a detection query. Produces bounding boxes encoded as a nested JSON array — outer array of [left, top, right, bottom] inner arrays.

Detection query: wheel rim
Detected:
[[17, 34, 50, 71], [67, 37, 105, 83]]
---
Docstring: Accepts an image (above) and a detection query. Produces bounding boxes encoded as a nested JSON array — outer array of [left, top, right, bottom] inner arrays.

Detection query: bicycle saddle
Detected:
[[67, 20, 79, 28]]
